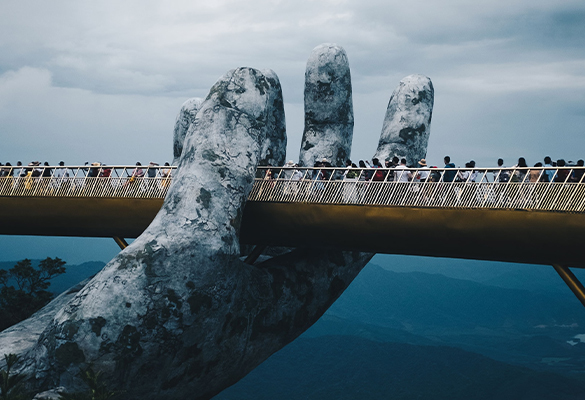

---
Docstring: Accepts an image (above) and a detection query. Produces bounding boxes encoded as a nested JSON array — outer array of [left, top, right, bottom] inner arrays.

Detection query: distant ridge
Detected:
[[214, 335, 585, 400]]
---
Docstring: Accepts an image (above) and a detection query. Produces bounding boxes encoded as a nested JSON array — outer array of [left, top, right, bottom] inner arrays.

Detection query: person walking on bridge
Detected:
[[442, 156, 456, 182], [543, 156, 555, 182], [394, 158, 412, 183]]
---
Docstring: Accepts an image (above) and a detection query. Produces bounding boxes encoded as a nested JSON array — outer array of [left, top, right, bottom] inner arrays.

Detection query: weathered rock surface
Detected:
[[373, 74, 434, 165], [0, 46, 433, 400], [3, 66, 372, 400], [0, 280, 88, 367], [173, 97, 203, 165], [299, 44, 353, 167], [259, 69, 287, 167]]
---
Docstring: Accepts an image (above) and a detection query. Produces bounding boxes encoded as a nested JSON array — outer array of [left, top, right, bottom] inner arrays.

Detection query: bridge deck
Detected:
[[1, 165, 584, 267]]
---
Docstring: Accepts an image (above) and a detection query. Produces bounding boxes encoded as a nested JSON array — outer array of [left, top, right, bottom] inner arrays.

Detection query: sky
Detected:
[[1, 0, 585, 263]]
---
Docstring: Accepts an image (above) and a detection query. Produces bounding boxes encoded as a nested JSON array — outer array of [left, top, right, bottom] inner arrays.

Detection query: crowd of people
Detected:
[[0, 161, 173, 194], [0, 161, 172, 179], [2, 155, 584, 188], [268, 155, 585, 184]]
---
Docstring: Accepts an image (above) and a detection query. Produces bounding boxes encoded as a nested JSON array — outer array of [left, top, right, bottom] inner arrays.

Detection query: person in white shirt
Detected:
[[416, 159, 430, 182], [50, 161, 71, 192], [53, 161, 70, 179], [394, 158, 412, 182]]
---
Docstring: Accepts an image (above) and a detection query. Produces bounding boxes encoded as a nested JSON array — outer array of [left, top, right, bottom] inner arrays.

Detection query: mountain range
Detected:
[[4, 255, 585, 398]]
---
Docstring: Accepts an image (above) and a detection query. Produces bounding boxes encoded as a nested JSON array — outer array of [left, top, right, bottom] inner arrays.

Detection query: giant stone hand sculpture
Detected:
[[0, 44, 433, 400], [7, 66, 372, 399]]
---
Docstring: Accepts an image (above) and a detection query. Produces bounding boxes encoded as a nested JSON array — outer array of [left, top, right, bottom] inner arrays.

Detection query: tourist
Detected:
[[147, 162, 158, 177], [356, 160, 366, 181], [54, 161, 69, 178], [543, 156, 554, 182], [442, 156, 456, 182], [529, 162, 543, 182], [371, 158, 386, 181], [494, 158, 509, 182], [457, 162, 473, 182], [343, 159, 359, 180], [145, 162, 159, 192], [31, 161, 42, 177], [87, 162, 101, 178], [416, 159, 430, 182], [555, 159, 571, 182], [282, 160, 297, 196], [321, 158, 332, 180], [342, 159, 359, 202], [512, 157, 528, 182], [572, 160, 585, 183], [132, 162, 144, 179], [13, 161, 22, 178], [394, 158, 411, 182], [123, 162, 144, 190], [469, 160, 477, 182], [312, 160, 323, 181], [41, 162, 52, 178], [49, 161, 69, 193], [1, 162, 12, 178], [99, 164, 112, 178], [161, 162, 172, 189]]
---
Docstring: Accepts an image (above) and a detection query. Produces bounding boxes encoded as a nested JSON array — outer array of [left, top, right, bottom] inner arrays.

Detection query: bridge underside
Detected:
[[1, 197, 584, 268]]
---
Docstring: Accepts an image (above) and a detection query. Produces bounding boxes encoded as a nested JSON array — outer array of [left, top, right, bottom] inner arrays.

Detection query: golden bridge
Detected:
[[1, 164, 585, 305]]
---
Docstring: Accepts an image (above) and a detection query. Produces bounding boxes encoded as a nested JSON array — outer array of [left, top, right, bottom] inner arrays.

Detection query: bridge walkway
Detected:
[[1, 164, 584, 305]]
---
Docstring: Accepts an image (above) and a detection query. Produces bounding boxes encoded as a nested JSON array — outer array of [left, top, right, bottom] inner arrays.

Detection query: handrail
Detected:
[[0, 165, 175, 199], [1, 165, 585, 213], [249, 166, 585, 213]]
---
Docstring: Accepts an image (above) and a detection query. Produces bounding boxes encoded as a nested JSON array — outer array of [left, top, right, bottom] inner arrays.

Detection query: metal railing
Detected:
[[248, 166, 585, 213], [1, 165, 585, 212], [0, 165, 175, 199]]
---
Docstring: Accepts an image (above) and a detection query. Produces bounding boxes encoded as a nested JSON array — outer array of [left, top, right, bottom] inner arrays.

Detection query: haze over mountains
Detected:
[[3, 255, 585, 398]]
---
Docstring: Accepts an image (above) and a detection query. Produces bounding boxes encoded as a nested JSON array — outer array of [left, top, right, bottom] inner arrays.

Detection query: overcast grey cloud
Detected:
[[1, 0, 584, 261]]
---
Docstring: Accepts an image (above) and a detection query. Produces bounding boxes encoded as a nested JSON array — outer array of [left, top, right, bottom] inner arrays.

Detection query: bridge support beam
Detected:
[[553, 264, 585, 308], [113, 236, 129, 250], [243, 245, 267, 265]]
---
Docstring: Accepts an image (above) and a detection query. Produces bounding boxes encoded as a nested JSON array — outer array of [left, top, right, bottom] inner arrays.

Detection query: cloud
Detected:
[[0, 0, 584, 167], [0, 67, 184, 165], [1, 0, 585, 263]]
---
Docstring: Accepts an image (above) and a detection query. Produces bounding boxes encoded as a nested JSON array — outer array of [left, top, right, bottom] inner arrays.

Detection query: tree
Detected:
[[0, 258, 66, 331], [0, 354, 26, 400]]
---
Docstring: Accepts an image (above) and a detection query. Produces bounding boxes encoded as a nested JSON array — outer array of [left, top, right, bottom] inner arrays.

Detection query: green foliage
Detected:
[[0, 258, 66, 331], [0, 354, 27, 400], [59, 367, 121, 400]]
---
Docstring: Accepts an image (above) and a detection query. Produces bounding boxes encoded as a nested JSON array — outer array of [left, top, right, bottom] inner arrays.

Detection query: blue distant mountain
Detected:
[[214, 335, 585, 400], [48, 261, 105, 294], [6, 256, 585, 397], [373, 254, 585, 294], [214, 262, 585, 398], [329, 264, 585, 334]]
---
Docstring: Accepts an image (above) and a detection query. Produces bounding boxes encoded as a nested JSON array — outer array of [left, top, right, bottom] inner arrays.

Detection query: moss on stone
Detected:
[[55, 342, 85, 366], [197, 188, 212, 209], [187, 291, 213, 314], [90, 317, 107, 337]]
